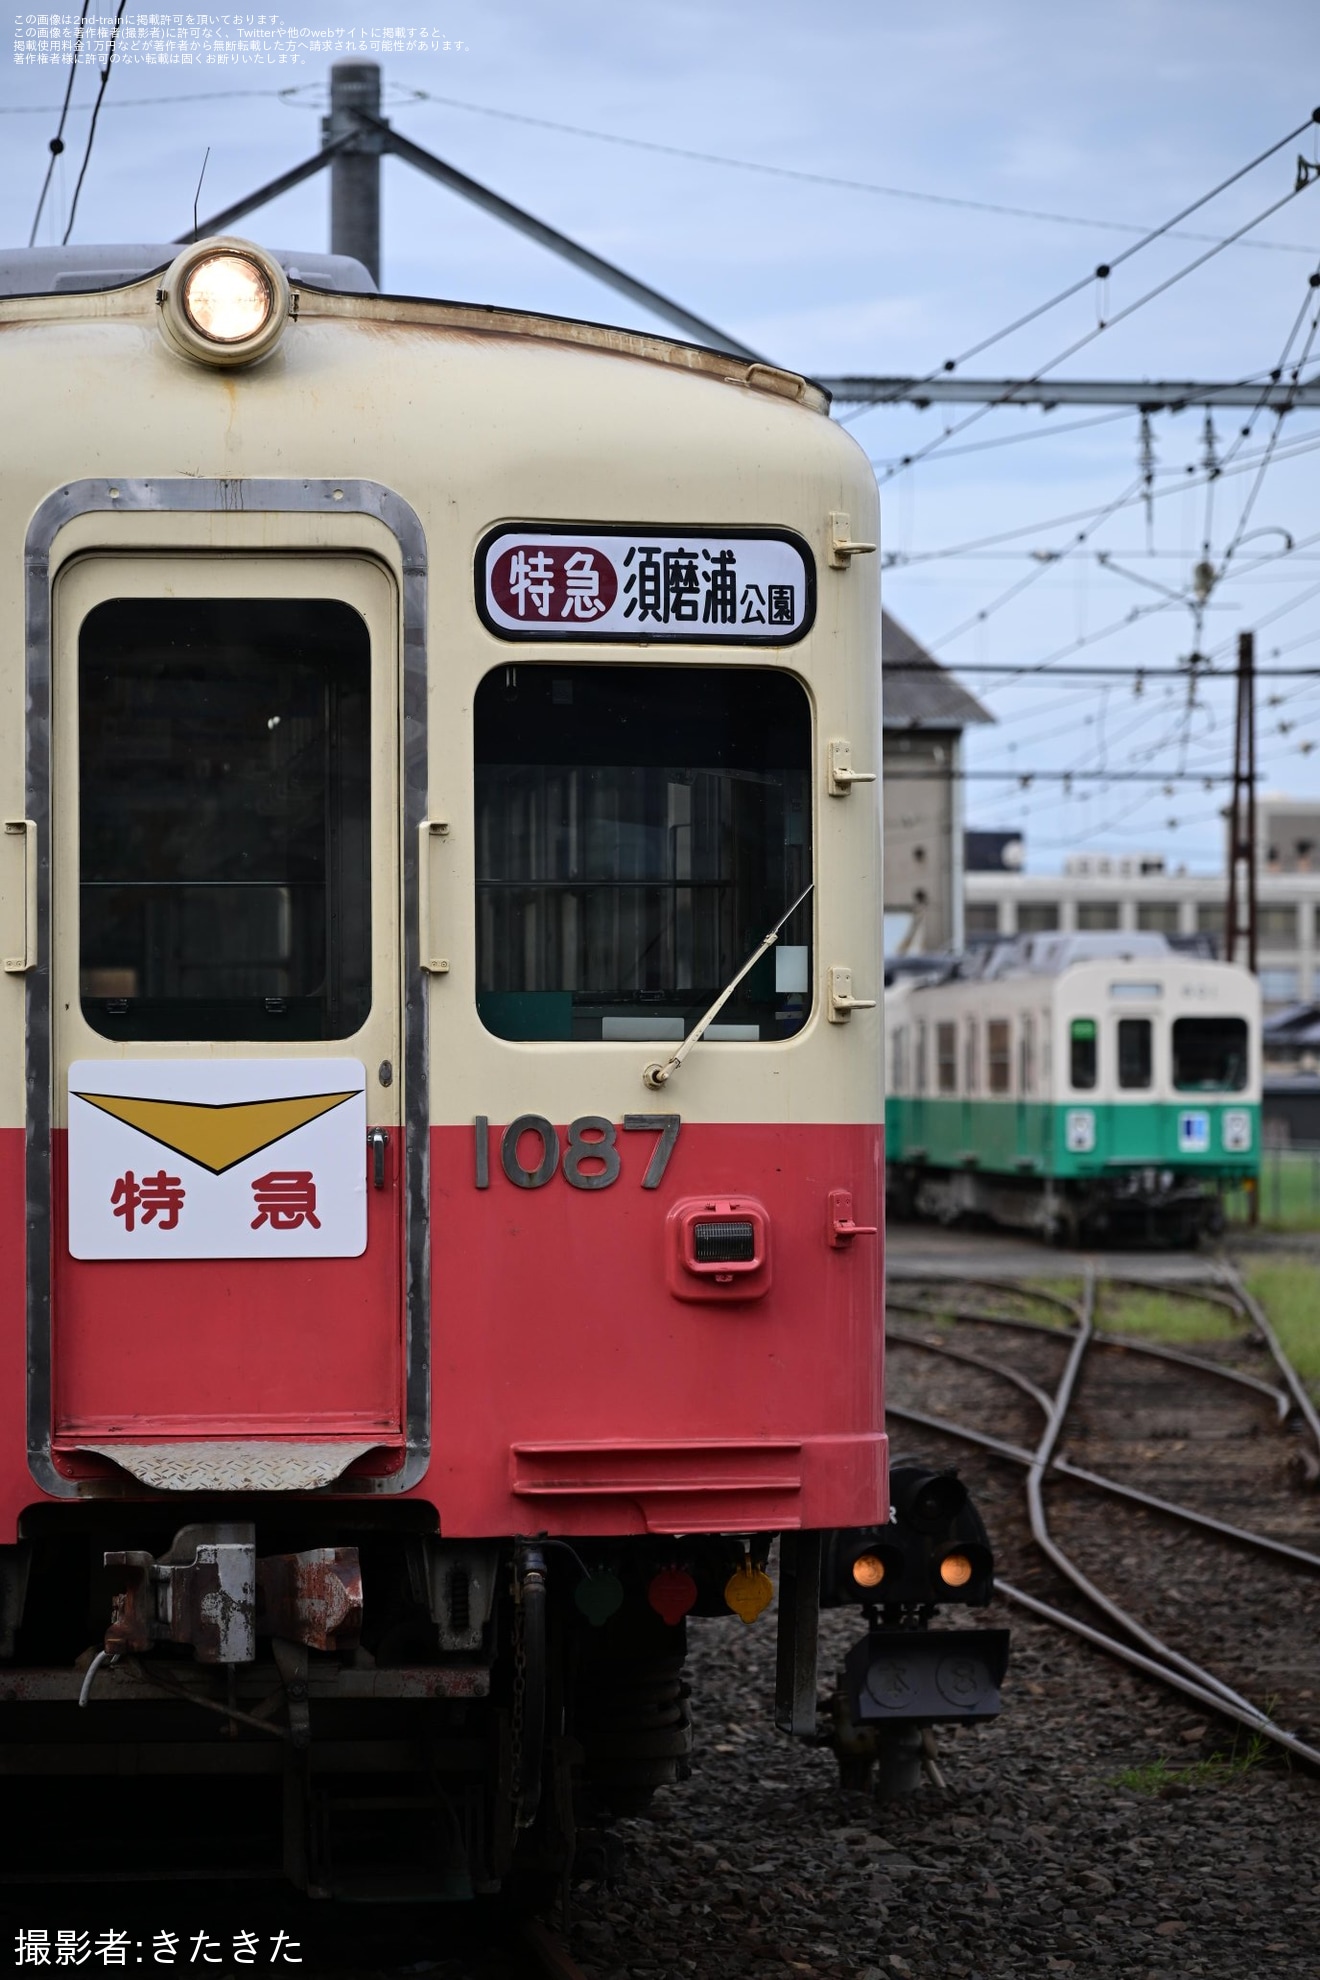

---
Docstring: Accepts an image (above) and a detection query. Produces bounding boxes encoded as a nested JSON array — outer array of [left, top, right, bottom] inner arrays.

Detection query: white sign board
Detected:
[[477, 527, 814, 644], [67, 1059, 368, 1261]]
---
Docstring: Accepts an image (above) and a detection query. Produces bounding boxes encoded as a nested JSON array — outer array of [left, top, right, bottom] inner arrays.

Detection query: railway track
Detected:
[[885, 1264, 1320, 1770]]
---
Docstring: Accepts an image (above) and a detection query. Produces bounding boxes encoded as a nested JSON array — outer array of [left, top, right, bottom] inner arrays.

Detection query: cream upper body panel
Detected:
[[886, 958, 1260, 1105], [0, 280, 881, 1131]]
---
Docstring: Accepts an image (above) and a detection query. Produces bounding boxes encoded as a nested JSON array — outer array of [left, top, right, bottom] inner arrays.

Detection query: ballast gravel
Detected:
[[566, 1595, 1320, 1980]]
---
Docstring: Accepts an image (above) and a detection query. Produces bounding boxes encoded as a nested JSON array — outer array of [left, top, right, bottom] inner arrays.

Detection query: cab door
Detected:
[[47, 555, 405, 1492]]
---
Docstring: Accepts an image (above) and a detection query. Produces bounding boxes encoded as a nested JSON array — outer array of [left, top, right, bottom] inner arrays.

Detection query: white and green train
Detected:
[[885, 934, 1260, 1243]]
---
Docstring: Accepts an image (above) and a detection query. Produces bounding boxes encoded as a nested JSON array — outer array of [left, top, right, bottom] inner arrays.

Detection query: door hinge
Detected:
[[827, 738, 877, 797], [827, 965, 876, 1023], [827, 1187, 879, 1248], [828, 511, 877, 568]]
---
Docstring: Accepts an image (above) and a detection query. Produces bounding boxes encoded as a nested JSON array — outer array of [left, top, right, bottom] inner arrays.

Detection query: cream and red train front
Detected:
[[0, 238, 885, 1546]]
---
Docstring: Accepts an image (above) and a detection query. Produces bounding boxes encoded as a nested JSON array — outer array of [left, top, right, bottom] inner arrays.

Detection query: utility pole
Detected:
[[322, 61, 383, 285], [1225, 630, 1257, 974]]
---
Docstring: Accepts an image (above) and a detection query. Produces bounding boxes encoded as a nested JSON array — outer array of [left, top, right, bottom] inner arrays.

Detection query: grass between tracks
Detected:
[[1098, 1287, 1238, 1344], [1111, 1732, 1268, 1794], [1242, 1260, 1320, 1390]]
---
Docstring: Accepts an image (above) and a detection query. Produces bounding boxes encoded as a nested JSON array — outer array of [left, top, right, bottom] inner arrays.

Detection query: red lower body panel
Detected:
[[418, 1119, 886, 1536], [0, 1120, 886, 1539]]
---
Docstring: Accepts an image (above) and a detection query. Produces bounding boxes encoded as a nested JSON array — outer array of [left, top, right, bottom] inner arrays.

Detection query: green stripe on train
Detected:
[[886, 1097, 1259, 1181]]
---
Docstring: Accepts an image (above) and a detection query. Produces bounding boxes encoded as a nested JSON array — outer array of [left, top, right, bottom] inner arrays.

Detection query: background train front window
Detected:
[[1172, 1017, 1248, 1091], [475, 666, 811, 1042], [79, 598, 371, 1042]]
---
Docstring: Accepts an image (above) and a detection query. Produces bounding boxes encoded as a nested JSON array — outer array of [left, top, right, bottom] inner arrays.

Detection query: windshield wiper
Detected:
[[641, 881, 814, 1091]]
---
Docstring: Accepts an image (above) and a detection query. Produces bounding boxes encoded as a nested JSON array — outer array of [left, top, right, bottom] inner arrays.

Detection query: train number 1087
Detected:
[[474, 1114, 681, 1193]]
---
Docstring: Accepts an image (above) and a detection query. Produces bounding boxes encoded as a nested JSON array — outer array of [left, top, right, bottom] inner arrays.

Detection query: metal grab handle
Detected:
[[368, 1129, 389, 1190], [3, 819, 37, 974], [418, 819, 450, 975]]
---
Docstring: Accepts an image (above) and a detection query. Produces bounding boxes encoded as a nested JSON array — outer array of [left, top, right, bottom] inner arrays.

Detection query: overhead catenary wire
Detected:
[[886, 416, 1320, 566], [851, 108, 1320, 438], [1217, 277, 1320, 572], [60, 0, 128, 246], [879, 169, 1320, 481], [27, 0, 90, 247], [928, 478, 1145, 648], [392, 90, 1320, 257]]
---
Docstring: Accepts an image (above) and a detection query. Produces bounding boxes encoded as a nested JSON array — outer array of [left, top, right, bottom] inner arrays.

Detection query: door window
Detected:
[[1070, 1018, 1098, 1090], [79, 598, 371, 1042], [1117, 1017, 1153, 1089]]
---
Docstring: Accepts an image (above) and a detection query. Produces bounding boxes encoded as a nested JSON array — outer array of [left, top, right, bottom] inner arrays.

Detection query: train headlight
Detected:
[[158, 239, 290, 368], [183, 253, 272, 341]]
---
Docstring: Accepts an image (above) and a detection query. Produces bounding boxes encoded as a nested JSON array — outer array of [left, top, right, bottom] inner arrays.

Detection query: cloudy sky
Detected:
[[4, 0, 1319, 871]]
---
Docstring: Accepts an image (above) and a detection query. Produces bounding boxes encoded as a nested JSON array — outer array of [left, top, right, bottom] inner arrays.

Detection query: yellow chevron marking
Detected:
[[72, 1090, 357, 1175]]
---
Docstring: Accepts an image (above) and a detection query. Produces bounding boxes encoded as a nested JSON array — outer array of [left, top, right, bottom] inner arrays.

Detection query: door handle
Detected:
[[368, 1129, 389, 1190], [3, 819, 37, 974], [418, 819, 450, 975]]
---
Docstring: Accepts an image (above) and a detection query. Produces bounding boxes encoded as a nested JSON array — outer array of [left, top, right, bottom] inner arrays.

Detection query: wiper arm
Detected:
[[641, 882, 814, 1091]]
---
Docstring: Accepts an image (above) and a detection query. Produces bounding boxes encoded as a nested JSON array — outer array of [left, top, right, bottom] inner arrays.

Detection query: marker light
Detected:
[[851, 1553, 886, 1589], [158, 238, 290, 368], [939, 1553, 974, 1588], [183, 252, 272, 343]]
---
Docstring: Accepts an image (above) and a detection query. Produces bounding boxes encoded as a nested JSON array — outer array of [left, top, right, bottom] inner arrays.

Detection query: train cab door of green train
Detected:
[[42, 552, 410, 1494]]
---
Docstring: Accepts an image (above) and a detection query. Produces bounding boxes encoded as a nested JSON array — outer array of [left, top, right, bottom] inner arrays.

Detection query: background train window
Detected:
[[914, 1023, 928, 1093], [936, 1022, 957, 1094], [964, 1020, 979, 1094], [1070, 1018, 1097, 1090], [892, 1025, 907, 1092], [987, 1019, 1011, 1094], [474, 665, 811, 1042], [1172, 1016, 1248, 1091], [1117, 1017, 1153, 1089], [1020, 1013, 1036, 1094], [79, 598, 371, 1042]]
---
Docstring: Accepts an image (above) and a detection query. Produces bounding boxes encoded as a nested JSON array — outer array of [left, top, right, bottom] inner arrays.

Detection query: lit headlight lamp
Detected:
[[157, 238, 290, 368]]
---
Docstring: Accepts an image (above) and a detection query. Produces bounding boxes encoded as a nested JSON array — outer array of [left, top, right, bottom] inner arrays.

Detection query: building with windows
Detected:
[[964, 798, 1320, 1010], [883, 612, 991, 953]]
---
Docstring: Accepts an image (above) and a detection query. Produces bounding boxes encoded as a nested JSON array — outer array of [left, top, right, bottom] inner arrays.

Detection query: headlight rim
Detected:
[[157, 237, 291, 369]]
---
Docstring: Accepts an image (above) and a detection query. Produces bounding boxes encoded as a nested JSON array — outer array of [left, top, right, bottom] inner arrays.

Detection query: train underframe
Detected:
[[895, 1162, 1229, 1246], [0, 1488, 1007, 1897]]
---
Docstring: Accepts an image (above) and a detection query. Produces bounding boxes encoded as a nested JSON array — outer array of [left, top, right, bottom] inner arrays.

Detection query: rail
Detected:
[[887, 1268, 1320, 1770]]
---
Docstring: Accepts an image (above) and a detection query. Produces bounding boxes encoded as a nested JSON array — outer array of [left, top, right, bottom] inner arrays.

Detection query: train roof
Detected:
[[977, 932, 1173, 977], [890, 932, 1213, 990], [0, 242, 377, 297], [0, 240, 830, 413]]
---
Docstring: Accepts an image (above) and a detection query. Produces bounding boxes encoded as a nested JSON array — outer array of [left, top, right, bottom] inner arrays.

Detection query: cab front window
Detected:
[[474, 665, 811, 1042], [1173, 1016, 1248, 1091]]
